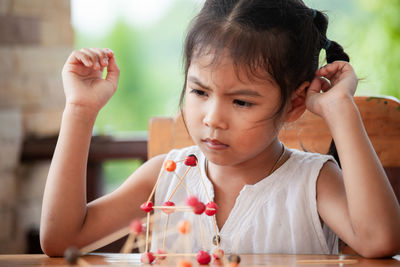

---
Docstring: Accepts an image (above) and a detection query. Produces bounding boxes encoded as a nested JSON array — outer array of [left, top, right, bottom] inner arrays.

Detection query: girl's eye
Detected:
[[233, 99, 253, 107], [190, 89, 208, 97]]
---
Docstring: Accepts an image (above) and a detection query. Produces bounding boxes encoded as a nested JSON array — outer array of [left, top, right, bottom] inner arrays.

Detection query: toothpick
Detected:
[[212, 215, 220, 248], [153, 205, 192, 210], [80, 226, 130, 254], [167, 167, 192, 201], [173, 171, 193, 195], [153, 205, 215, 212], [198, 215, 206, 250], [155, 253, 197, 257], [196, 164, 211, 202], [146, 169, 166, 203], [120, 233, 136, 253], [162, 214, 170, 250], [145, 212, 151, 252]]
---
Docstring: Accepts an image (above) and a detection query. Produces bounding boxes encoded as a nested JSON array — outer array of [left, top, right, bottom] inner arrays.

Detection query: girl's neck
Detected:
[[205, 139, 287, 186]]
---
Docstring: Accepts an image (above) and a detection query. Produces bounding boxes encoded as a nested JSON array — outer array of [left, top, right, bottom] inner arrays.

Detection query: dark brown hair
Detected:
[[179, 0, 349, 118]]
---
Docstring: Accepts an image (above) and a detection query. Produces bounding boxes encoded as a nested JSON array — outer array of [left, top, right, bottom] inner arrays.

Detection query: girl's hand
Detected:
[[61, 48, 120, 114], [306, 61, 358, 118]]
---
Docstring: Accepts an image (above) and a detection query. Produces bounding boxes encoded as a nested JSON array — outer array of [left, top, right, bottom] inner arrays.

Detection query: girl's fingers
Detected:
[[320, 77, 332, 92], [308, 76, 327, 94], [67, 48, 113, 69], [80, 48, 102, 70], [104, 50, 119, 90], [89, 48, 109, 68], [66, 50, 89, 67], [65, 48, 117, 85], [316, 61, 354, 83]]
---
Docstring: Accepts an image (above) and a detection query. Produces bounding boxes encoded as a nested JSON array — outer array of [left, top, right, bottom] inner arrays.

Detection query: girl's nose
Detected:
[[202, 101, 228, 130]]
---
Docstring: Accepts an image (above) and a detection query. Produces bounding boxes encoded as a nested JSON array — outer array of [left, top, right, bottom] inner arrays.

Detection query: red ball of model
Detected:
[[141, 252, 155, 264], [185, 195, 199, 208], [162, 201, 175, 214], [212, 248, 224, 260], [205, 201, 218, 216], [156, 248, 167, 260], [184, 154, 198, 166], [196, 250, 211, 265], [129, 219, 143, 235], [193, 202, 206, 215], [140, 201, 153, 212]]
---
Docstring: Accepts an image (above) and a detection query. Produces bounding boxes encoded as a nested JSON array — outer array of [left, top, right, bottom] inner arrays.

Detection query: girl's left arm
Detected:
[[306, 61, 400, 258]]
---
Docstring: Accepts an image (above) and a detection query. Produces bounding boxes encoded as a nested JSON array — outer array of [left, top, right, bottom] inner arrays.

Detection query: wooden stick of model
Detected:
[[64, 154, 239, 266]]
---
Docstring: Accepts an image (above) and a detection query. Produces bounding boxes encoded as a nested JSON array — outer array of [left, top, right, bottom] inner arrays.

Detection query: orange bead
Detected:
[[177, 259, 192, 267], [177, 220, 191, 234], [164, 160, 176, 172]]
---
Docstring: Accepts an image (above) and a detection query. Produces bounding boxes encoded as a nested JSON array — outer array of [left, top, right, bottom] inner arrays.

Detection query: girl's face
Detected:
[[184, 53, 284, 167]]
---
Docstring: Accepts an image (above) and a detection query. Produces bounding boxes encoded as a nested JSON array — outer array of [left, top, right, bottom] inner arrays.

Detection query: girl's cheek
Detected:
[[185, 92, 199, 106]]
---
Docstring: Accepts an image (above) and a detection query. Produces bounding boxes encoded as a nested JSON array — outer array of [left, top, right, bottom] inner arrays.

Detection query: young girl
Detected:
[[40, 0, 400, 258]]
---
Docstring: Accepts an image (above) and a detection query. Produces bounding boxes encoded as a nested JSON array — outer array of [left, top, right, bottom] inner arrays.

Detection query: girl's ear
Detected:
[[284, 81, 310, 122]]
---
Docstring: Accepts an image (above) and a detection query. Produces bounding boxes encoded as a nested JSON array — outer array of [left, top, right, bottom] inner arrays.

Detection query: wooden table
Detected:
[[1, 253, 400, 266]]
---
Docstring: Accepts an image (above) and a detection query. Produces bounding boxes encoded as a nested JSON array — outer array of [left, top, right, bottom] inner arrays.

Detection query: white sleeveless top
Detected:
[[150, 146, 338, 254]]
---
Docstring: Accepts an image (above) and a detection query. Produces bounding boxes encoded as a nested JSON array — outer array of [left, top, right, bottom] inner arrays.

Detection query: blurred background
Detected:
[[0, 0, 399, 254], [71, 0, 400, 192]]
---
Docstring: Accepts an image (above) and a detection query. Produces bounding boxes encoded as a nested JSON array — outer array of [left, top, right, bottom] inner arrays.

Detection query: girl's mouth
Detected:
[[202, 138, 229, 150]]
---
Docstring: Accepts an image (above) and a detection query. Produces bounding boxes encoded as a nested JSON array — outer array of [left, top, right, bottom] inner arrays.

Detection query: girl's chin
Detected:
[[201, 151, 235, 166]]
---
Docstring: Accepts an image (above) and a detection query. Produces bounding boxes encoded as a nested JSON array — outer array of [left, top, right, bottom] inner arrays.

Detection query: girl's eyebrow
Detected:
[[187, 75, 212, 91], [227, 89, 262, 97], [187, 75, 262, 97]]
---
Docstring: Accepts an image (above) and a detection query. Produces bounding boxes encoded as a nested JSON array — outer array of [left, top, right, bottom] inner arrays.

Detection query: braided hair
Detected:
[[313, 9, 349, 166]]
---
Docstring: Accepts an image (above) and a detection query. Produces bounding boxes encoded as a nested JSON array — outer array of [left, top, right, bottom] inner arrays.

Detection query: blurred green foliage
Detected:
[[354, 0, 400, 98], [103, 159, 143, 193], [75, 0, 201, 192], [305, 0, 400, 99], [74, 0, 400, 192]]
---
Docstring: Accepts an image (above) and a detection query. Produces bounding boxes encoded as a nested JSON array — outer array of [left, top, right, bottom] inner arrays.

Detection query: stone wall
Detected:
[[0, 0, 73, 253]]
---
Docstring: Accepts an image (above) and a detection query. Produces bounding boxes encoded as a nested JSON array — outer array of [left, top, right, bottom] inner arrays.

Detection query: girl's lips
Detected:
[[202, 138, 229, 150]]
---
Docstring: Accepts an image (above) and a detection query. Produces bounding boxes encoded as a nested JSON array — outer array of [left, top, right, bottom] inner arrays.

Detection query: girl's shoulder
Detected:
[[279, 148, 339, 184], [287, 148, 337, 168]]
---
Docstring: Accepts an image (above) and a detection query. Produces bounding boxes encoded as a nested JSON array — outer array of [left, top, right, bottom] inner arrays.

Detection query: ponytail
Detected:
[[325, 40, 349, 63], [312, 9, 350, 64], [312, 9, 350, 168]]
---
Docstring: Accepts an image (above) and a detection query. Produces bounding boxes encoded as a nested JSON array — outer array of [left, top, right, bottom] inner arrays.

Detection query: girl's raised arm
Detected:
[[40, 48, 162, 256], [307, 61, 400, 257]]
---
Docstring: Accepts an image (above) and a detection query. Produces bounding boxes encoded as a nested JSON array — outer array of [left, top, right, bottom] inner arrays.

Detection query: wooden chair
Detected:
[[148, 96, 400, 253]]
